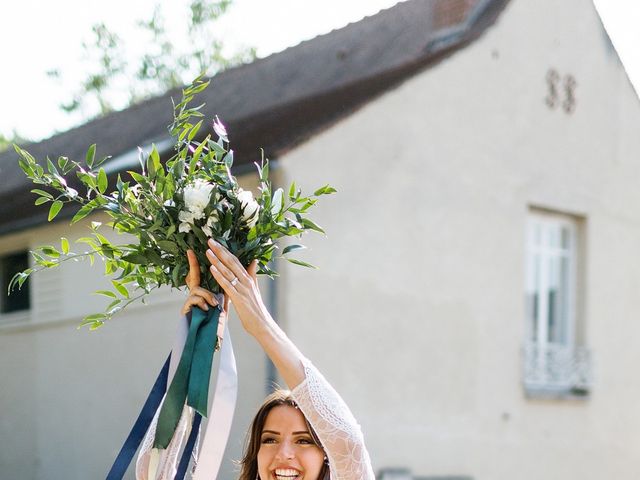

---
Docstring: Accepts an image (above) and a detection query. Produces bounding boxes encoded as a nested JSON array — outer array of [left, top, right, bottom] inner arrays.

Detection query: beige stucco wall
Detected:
[[275, 0, 640, 479], [0, 176, 270, 479]]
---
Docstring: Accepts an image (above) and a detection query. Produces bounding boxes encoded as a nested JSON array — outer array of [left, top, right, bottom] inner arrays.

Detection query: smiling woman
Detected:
[[169, 239, 375, 480], [245, 391, 327, 480]]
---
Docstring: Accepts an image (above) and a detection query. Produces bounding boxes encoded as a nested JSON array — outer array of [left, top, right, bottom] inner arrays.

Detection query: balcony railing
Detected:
[[523, 341, 592, 396]]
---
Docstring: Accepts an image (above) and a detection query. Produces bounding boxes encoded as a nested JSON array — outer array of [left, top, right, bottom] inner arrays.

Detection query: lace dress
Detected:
[[292, 357, 375, 480], [136, 356, 374, 480]]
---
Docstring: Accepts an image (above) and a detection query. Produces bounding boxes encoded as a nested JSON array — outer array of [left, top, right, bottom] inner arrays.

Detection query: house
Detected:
[[2, 0, 639, 478]]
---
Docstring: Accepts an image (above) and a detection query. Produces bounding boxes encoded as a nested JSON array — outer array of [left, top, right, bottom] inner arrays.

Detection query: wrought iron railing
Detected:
[[523, 341, 592, 395]]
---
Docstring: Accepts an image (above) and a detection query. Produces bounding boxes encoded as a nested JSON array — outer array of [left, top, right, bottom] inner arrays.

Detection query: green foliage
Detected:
[[11, 78, 335, 329], [0, 130, 29, 153], [46, 0, 256, 119]]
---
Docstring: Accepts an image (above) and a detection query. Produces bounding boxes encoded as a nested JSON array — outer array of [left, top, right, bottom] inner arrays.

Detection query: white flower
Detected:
[[178, 210, 197, 233], [201, 212, 219, 237], [237, 188, 260, 228], [183, 180, 215, 216]]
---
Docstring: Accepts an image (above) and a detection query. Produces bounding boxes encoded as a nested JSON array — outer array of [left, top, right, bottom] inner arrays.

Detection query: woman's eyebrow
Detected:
[[292, 431, 311, 435], [261, 430, 280, 435]]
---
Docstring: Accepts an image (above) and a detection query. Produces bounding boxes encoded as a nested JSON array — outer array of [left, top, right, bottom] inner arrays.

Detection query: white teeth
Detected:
[[274, 468, 300, 478]]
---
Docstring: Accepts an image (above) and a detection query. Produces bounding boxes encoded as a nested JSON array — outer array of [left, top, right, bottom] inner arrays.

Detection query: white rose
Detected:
[[183, 180, 215, 216], [237, 189, 260, 228]]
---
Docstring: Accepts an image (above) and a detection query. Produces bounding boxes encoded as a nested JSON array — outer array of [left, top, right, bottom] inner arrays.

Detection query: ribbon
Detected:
[[154, 306, 220, 449], [107, 305, 238, 480], [105, 355, 171, 480], [192, 323, 238, 480]]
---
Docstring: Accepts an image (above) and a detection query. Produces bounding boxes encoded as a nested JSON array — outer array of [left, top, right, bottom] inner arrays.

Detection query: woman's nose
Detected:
[[275, 440, 295, 460]]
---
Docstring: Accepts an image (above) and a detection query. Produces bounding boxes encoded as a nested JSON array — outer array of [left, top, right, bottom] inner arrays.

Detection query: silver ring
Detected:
[[231, 277, 239, 286]]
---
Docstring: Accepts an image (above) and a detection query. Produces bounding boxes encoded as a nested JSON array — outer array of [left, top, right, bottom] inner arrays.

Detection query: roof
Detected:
[[0, 0, 509, 235]]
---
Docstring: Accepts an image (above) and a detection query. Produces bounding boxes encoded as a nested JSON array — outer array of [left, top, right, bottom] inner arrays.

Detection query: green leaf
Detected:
[[314, 184, 337, 196], [97, 168, 108, 193], [57, 156, 69, 171], [71, 203, 95, 224], [301, 218, 325, 234], [35, 197, 49, 206], [157, 240, 179, 255], [47, 157, 60, 176], [111, 280, 129, 298], [40, 246, 60, 258], [31, 189, 53, 199], [283, 244, 307, 255], [121, 253, 149, 264], [48, 200, 63, 221], [147, 145, 161, 180], [94, 290, 117, 299], [86, 144, 97, 168], [61, 237, 69, 254], [286, 258, 318, 269]]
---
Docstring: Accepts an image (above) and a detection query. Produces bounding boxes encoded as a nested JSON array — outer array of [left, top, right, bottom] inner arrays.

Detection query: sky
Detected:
[[0, 0, 638, 142]]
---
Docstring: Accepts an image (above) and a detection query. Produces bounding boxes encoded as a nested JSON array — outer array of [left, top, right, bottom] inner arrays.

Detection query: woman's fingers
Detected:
[[181, 293, 211, 315], [208, 260, 238, 298], [185, 249, 201, 290], [190, 286, 218, 307], [207, 239, 249, 285], [247, 259, 258, 282]]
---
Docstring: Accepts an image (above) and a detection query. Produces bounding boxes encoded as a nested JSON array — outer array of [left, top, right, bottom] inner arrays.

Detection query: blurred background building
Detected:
[[1, 0, 639, 478]]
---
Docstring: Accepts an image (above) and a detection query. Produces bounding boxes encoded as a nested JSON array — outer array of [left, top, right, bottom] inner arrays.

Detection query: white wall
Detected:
[[276, 0, 640, 478]]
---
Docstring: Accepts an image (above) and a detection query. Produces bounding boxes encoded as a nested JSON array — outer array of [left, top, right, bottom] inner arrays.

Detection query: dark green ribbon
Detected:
[[153, 306, 220, 449]]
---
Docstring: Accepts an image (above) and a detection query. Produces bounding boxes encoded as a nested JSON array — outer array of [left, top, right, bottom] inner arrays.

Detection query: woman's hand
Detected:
[[205, 238, 272, 337], [206, 239, 306, 389], [181, 249, 221, 316]]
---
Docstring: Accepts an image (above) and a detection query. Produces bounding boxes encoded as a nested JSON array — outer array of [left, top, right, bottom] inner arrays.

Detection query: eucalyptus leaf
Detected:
[[48, 200, 63, 221]]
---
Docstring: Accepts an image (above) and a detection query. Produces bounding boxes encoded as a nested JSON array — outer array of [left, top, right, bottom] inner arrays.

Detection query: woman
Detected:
[[181, 238, 375, 480]]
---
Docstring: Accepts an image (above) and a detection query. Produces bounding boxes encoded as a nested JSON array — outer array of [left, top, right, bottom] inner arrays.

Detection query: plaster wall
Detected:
[[276, 0, 640, 478]]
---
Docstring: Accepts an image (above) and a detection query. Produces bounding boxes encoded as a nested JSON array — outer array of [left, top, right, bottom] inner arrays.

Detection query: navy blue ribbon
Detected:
[[105, 353, 203, 480], [106, 354, 170, 480]]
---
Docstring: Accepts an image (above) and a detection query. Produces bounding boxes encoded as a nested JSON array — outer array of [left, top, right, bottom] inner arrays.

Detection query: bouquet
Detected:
[[11, 77, 335, 464], [11, 76, 334, 330]]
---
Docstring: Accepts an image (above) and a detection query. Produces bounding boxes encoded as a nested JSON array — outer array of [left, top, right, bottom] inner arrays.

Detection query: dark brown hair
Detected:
[[238, 389, 330, 480]]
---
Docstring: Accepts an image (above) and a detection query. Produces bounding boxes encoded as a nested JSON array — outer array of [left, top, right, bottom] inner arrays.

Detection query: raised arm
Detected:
[[204, 238, 307, 389], [187, 239, 374, 480]]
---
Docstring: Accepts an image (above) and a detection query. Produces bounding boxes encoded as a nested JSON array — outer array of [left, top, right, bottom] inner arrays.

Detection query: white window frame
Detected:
[[524, 209, 590, 396], [525, 211, 577, 348]]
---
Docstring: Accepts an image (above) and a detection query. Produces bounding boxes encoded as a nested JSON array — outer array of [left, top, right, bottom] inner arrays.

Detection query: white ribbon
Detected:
[[192, 322, 237, 479]]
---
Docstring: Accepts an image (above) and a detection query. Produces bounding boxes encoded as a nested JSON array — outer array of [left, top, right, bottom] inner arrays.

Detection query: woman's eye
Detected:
[[261, 437, 276, 444], [296, 437, 313, 445]]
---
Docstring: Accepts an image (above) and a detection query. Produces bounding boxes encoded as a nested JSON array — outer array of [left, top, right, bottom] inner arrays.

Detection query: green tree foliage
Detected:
[[47, 0, 255, 120], [0, 131, 28, 153]]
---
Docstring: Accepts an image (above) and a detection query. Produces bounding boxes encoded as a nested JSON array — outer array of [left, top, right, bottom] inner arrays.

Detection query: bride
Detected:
[[179, 238, 375, 480]]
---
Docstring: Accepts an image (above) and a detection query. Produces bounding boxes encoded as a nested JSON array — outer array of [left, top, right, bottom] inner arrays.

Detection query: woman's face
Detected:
[[257, 405, 325, 480]]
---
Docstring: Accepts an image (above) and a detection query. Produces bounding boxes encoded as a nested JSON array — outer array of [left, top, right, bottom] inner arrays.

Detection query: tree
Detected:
[[47, 0, 255, 120], [0, 131, 28, 153]]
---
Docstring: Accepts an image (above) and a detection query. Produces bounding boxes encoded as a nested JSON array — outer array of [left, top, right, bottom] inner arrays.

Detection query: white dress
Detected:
[[136, 356, 375, 480], [291, 357, 375, 480]]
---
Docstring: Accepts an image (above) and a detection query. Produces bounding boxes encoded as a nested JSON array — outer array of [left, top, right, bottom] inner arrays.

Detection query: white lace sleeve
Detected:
[[291, 357, 374, 480]]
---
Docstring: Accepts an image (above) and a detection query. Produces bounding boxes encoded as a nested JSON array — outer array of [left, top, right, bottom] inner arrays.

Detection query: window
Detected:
[[524, 209, 590, 396], [0, 250, 31, 314]]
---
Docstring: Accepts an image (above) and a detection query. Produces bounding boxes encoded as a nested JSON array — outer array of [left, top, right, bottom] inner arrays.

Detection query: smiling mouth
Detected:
[[274, 468, 301, 480]]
